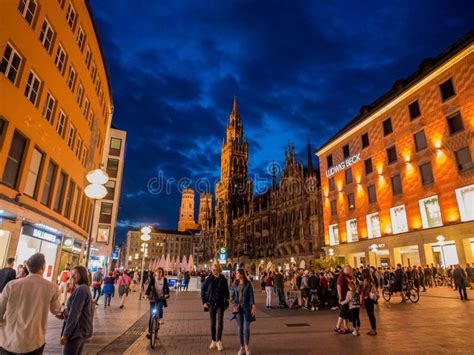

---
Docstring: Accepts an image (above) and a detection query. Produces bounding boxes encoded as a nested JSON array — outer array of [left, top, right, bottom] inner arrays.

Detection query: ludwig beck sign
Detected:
[[325, 153, 361, 177]]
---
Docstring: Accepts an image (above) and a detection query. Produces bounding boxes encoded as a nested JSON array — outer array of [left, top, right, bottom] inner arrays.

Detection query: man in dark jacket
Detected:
[[201, 263, 229, 351], [0, 258, 16, 293], [273, 270, 286, 308], [453, 265, 468, 300], [395, 264, 406, 302]]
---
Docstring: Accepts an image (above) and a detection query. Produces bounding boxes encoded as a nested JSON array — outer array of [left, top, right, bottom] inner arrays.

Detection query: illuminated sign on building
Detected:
[[326, 153, 361, 177], [218, 247, 227, 265], [22, 224, 62, 244]]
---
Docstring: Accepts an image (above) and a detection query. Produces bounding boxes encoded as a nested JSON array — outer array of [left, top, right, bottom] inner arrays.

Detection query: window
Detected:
[[383, 118, 393, 136], [81, 146, 88, 166], [53, 171, 67, 212], [387, 146, 397, 164], [95, 78, 101, 94], [76, 83, 84, 105], [24, 71, 41, 105], [419, 195, 443, 229], [109, 137, 122, 156], [365, 158, 373, 175], [345, 167, 353, 184], [18, 0, 37, 25], [54, 45, 67, 74], [39, 20, 54, 53], [455, 147, 473, 171], [343, 144, 350, 159], [104, 180, 115, 200], [439, 78, 455, 101], [42, 92, 56, 123], [330, 199, 337, 216], [75, 136, 82, 158], [97, 226, 110, 243], [408, 100, 421, 120], [64, 180, 75, 218], [329, 224, 339, 246], [2, 131, 27, 189], [0, 44, 22, 85], [66, 3, 77, 30], [346, 219, 358, 243], [82, 97, 89, 117], [366, 212, 381, 239], [67, 65, 76, 90], [419, 162, 434, 185], [361, 132, 370, 148], [347, 192, 355, 210], [88, 110, 94, 128], [40, 160, 57, 206], [455, 184, 474, 222], [390, 205, 408, 234], [76, 26, 85, 51], [414, 130, 427, 152], [367, 184, 377, 204], [91, 62, 97, 81], [447, 112, 464, 135], [328, 177, 335, 192], [327, 154, 333, 168], [56, 111, 67, 137], [0, 118, 6, 148], [106, 159, 119, 179], [67, 125, 75, 148], [391, 174, 403, 195], [84, 45, 91, 68], [99, 202, 113, 223], [24, 148, 44, 197]]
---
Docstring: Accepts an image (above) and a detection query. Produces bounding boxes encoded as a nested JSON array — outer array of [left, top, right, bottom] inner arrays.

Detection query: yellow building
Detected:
[[316, 32, 474, 268], [0, 0, 112, 280]]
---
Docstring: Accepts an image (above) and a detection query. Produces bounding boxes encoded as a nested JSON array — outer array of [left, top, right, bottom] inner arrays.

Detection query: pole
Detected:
[[85, 199, 96, 270], [440, 245, 446, 268], [139, 244, 147, 300]]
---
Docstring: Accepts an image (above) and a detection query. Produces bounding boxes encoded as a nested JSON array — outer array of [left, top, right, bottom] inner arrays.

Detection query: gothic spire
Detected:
[[307, 139, 314, 176], [232, 96, 238, 115]]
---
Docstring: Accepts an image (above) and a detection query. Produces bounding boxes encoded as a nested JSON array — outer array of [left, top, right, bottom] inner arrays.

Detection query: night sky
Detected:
[[89, 0, 474, 245]]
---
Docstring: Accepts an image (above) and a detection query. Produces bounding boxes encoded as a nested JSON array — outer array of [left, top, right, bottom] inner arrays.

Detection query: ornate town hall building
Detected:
[[204, 98, 324, 272]]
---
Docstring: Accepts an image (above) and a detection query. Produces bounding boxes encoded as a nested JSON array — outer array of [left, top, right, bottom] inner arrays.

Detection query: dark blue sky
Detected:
[[89, 0, 474, 245]]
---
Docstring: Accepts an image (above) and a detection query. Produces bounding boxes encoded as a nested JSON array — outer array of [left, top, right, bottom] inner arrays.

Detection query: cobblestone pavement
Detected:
[[44, 285, 473, 354]]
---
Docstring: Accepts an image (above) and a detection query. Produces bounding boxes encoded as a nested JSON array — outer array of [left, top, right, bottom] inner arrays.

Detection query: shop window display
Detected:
[[455, 184, 474, 221], [329, 224, 339, 246], [366, 212, 381, 239], [346, 219, 358, 242], [390, 205, 409, 234], [419, 195, 443, 228]]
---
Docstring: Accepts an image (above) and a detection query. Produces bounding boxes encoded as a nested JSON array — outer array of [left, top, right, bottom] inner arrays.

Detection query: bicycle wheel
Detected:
[[408, 289, 419, 303], [150, 316, 159, 349], [382, 288, 391, 302]]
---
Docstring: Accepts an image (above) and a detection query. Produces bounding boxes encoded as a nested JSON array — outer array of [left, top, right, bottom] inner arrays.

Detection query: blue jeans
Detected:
[[104, 293, 112, 306], [236, 309, 250, 346], [63, 337, 86, 355], [149, 301, 164, 332], [93, 286, 101, 302]]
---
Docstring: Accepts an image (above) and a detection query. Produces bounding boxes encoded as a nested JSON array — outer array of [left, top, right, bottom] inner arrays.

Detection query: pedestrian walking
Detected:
[[361, 269, 377, 335], [0, 253, 61, 354], [145, 267, 170, 338], [58, 264, 71, 305], [231, 269, 256, 355], [201, 263, 229, 351], [264, 271, 274, 309], [101, 272, 115, 307], [0, 258, 16, 293], [91, 267, 104, 305], [117, 271, 131, 309], [58, 266, 93, 355], [452, 264, 469, 300], [334, 265, 351, 334]]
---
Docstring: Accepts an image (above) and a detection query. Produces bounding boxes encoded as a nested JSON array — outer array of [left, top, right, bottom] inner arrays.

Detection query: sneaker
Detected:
[[237, 347, 245, 355], [352, 330, 358, 336], [367, 330, 377, 336], [119, 305, 124, 309], [245, 345, 251, 355], [330, 306, 338, 310], [216, 341, 224, 351], [159, 319, 164, 325], [146, 333, 151, 339], [209, 341, 217, 350]]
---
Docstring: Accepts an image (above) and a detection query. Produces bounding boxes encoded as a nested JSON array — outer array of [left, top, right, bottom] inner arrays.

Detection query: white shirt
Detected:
[[0, 274, 61, 353]]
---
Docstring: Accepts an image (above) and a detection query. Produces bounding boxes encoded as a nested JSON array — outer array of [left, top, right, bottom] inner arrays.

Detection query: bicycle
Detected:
[[382, 280, 419, 303], [149, 304, 160, 349]]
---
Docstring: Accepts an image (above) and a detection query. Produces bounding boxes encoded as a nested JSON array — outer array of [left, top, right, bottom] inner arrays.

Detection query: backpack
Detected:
[[350, 292, 361, 307], [369, 284, 379, 301], [60, 271, 69, 283]]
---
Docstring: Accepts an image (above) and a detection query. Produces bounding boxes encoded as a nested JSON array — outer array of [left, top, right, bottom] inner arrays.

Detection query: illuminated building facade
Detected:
[[0, 0, 112, 279], [316, 32, 474, 268]]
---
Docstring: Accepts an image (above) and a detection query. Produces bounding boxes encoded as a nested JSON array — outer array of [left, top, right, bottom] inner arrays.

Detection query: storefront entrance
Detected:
[[394, 245, 420, 266], [348, 252, 366, 267], [16, 224, 61, 281], [431, 242, 459, 267], [0, 229, 11, 267]]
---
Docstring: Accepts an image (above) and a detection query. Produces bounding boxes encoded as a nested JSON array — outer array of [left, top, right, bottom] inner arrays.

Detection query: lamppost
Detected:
[[84, 169, 109, 270], [139, 226, 151, 299], [436, 235, 446, 267]]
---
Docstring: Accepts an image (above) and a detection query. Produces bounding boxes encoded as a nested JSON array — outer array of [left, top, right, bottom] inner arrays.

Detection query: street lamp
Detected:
[[436, 235, 446, 267], [84, 168, 109, 270], [139, 226, 151, 299]]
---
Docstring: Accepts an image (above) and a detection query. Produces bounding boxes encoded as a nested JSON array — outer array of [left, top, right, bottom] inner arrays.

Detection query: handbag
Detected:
[[231, 303, 240, 314]]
